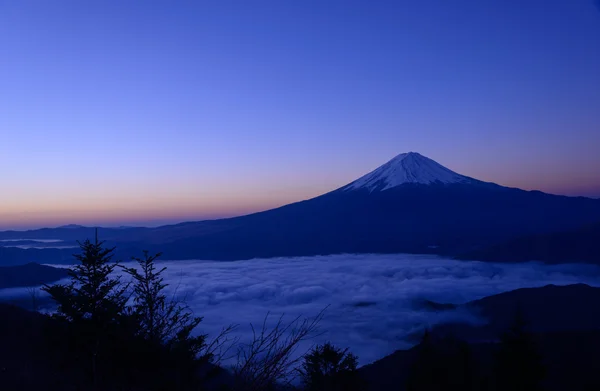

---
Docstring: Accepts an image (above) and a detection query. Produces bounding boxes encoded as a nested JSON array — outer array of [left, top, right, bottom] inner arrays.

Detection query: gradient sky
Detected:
[[1, 0, 600, 230]]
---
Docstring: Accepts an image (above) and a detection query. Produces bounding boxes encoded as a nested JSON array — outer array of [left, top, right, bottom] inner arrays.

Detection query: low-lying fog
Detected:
[[4, 254, 600, 365], [0, 238, 77, 249]]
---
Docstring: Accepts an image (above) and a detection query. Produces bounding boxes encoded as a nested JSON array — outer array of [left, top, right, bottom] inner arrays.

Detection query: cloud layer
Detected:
[[4, 254, 600, 365], [126, 254, 600, 364]]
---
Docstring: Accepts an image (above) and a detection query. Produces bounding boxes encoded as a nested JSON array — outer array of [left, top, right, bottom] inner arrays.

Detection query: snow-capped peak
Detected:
[[344, 152, 474, 192]]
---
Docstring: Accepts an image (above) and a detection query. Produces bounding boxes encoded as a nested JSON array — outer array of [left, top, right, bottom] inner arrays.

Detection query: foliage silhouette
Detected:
[[42, 235, 129, 388], [300, 342, 363, 391], [42, 237, 215, 390]]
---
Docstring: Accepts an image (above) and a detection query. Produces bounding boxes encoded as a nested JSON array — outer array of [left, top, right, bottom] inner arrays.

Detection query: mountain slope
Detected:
[[145, 153, 600, 261], [0, 263, 69, 289], [360, 284, 600, 391], [458, 222, 600, 263], [427, 284, 600, 342]]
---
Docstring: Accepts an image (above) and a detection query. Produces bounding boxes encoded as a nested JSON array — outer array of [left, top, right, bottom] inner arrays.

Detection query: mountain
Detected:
[[458, 222, 600, 263], [360, 329, 600, 391], [342, 152, 481, 191], [2, 152, 600, 264], [0, 263, 69, 289], [143, 152, 600, 261], [424, 284, 600, 342], [360, 284, 600, 391], [465, 283, 600, 333], [0, 246, 77, 266], [0, 226, 149, 241], [57, 224, 86, 229]]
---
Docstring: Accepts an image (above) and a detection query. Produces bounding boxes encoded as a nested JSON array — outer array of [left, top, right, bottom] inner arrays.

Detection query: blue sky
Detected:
[[1, 0, 600, 229]]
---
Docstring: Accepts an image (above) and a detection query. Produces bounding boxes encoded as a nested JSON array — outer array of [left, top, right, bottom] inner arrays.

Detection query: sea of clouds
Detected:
[[3, 254, 600, 365]]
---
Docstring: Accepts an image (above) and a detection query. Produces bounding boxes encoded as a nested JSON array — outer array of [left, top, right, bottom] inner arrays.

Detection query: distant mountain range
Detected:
[[0, 263, 69, 289], [2, 152, 600, 265]]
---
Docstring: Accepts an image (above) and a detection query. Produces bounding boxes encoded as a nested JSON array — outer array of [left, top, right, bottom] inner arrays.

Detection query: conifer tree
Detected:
[[300, 342, 363, 391], [42, 233, 128, 388], [123, 251, 206, 348], [43, 234, 127, 323], [123, 251, 211, 390]]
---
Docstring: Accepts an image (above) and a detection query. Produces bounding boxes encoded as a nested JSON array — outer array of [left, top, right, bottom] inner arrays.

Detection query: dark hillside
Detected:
[[0, 263, 69, 289], [459, 222, 600, 264]]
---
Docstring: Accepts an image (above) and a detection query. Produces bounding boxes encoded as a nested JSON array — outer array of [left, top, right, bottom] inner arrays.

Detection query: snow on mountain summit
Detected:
[[344, 152, 475, 192]]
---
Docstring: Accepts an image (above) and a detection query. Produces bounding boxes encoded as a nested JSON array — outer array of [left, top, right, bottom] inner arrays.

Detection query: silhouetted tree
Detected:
[[122, 251, 214, 390], [123, 251, 205, 345], [26, 286, 39, 311], [494, 310, 545, 391], [42, 235, 128, 388], [41, 238, 222, 390], [43, 235, 127, 323], [300, 342, 363, 391]]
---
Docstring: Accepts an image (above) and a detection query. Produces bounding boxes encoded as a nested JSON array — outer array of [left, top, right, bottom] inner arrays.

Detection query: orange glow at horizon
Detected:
[[0, 186, 331, 229], [2, 180, 599, 231]]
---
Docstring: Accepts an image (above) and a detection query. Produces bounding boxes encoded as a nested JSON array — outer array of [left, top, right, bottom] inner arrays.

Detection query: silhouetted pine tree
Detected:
[[42, 238, 214, 390], [42, 234, 129, 389], [300, 342, 364, 391], [494, 310, 545, 391], [123, 251, 212, 390]]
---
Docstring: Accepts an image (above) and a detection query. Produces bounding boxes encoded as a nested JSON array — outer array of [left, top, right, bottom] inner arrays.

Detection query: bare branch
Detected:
[[232, 308, 326, 391], [204, 324, 239, 364]]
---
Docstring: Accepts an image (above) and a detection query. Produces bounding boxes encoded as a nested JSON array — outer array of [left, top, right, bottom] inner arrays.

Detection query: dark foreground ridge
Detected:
[[361, 283, 600, 391]]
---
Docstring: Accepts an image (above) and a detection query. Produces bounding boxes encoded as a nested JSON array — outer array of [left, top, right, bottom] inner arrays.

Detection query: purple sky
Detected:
[[1, 0, 600, 229]]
